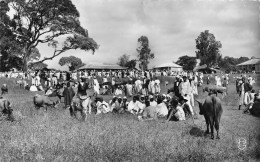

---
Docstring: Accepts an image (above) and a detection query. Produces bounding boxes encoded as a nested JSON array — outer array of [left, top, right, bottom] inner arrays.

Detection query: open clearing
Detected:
[[0, 75, 259, 162]]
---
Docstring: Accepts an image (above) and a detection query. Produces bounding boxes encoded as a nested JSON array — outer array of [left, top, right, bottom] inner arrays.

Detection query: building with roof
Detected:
[[236, 58, 260, 73], [77, 63, 127, 70], [153, 62, 183, 72]]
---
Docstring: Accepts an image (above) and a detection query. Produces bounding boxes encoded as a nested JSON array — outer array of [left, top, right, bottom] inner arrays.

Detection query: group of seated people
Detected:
[[94, 93, 194, 121]]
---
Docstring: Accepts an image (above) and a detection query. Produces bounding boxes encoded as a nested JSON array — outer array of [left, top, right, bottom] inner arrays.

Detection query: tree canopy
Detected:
[[195, 30, 222, 68], [117, 54, 130, 67], [2, 0, 98, 72], [176, 55, 197, 71], [59, 55, 84, 71], [136, 36, 154, 71], [117, 54, 137, 69]]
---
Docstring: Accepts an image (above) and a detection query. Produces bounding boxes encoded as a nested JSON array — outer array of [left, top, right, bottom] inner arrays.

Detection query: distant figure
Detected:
[[1, 84, 8, 95]]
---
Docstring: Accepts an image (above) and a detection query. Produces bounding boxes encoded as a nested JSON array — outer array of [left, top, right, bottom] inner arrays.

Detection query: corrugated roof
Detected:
[[153, 62, 182, 68], [237, 58, 260, 66], [78, 63, 127, 70]]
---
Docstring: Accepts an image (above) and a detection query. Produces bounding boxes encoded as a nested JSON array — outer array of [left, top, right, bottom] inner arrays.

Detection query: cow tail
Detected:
[[212, 96, 217, 121]]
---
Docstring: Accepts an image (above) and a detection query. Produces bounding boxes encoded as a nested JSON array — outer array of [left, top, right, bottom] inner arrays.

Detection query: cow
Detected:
[[0, 97, 13, 121], [203, 86, 227, 99], [33, 94, 58, 111], [195, 95, 223, 139]]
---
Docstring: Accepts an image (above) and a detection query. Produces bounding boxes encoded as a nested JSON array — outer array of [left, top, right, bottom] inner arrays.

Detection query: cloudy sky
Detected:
[[36, 0, 260, 70]]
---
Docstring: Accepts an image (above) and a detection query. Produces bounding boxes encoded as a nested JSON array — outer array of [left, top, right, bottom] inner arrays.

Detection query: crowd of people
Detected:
[[0, 68, 259, 121]]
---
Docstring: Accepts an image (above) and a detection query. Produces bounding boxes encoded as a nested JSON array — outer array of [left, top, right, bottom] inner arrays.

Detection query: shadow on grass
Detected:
[[189, 126, 205, 137]]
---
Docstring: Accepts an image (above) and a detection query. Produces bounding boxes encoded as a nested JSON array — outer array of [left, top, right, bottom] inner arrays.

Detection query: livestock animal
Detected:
[[1, 84, 8, 95], [47, 87, 64, 103], [203, 86, 227, 99], [33, 94, 57, 111], [0, 97, 13, 121], [195, 95, 223, 140], [70, 95, 92, 121]]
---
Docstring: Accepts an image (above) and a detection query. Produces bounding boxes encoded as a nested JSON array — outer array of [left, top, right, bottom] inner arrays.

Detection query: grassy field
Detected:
[[0, 74, 260, 161]]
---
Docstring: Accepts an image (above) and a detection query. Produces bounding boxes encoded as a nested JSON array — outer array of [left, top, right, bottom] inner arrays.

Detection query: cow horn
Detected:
[[195, 99, 201, 104]]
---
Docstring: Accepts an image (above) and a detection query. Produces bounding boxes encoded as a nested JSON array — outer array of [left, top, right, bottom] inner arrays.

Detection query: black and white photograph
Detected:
[[0, 0, 260, 161]]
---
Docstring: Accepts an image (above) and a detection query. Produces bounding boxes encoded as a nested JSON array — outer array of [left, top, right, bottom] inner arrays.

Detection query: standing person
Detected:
[[63, 82, 75, 109], [206, 74, 210, 84], [238, 78, 245, 110], [93, 76, 100, 95], [154, 77, 161, 94], [77, 77, 91, 115], [173, 76, 181, 98], [179, 76, 191, 97]]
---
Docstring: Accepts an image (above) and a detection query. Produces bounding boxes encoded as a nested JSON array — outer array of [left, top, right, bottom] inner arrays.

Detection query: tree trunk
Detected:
[[23, 57, 28, 72]]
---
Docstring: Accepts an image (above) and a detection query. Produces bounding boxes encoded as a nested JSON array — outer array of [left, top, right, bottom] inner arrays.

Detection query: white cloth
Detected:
[[93, 79, 100, 95], [128, 101, 143, 113], [156, 103, 168, 117], [150, 101, 157, 107], [30, 85, 38, 92], [96, 101, 110, 114], [175, 105, 185, 121]]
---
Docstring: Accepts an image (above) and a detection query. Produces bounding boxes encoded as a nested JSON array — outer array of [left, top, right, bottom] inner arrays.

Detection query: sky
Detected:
[[26, 0, 260, 70]]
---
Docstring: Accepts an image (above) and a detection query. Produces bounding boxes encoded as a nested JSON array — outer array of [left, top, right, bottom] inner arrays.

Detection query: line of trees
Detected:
[[176, 30, 251, 73]]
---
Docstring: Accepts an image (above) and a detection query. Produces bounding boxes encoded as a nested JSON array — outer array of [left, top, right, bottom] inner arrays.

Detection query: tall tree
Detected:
[[117, 54, 130, 67], [195, 30, 222, 68], [136, 36, 154, 71], [176, 55, 197, 71], [59, 55, 84, 71], [4, 0, 98, 72]]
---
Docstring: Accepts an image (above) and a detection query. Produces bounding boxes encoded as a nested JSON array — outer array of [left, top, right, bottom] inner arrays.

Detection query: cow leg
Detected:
[[209, 117, 214, 139], [215, 117, 221, 139], [205, 117, 210, 134], [69, 106, 74, 117]]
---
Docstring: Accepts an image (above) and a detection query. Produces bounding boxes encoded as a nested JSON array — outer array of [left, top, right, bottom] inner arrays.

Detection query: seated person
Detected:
[[96, 97, 110, 114], [149, 95, 157, 107], [156, 98, 169, 117], [128, 96, 144, 115], [120, 96, 129, 113], [167, 98, 185, 121], [140, 100, 158, 120]]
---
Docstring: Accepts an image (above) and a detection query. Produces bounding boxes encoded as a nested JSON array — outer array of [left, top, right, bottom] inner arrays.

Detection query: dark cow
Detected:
[[203, 86, 227, 99], [33, 94, 57, 111], [195, 95, 223, 139], [0, 97, 13, 121]]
